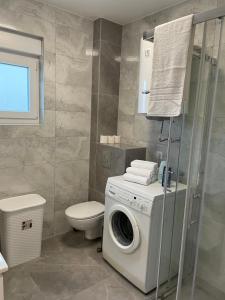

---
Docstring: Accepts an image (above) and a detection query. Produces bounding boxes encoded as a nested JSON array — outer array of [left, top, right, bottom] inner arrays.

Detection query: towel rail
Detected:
[[143, 5, 225, 41]]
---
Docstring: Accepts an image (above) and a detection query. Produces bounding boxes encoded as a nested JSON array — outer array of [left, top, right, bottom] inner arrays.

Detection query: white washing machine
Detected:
[[102, 176, 186, 293]]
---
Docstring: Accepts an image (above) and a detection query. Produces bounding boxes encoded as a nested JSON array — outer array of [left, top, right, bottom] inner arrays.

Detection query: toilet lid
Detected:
[[65, 201, 105, 220]]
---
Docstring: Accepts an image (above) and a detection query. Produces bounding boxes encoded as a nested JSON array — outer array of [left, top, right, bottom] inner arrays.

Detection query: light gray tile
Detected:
[[70, 275, 137, 300], [0, 110, 55, 138], [55, 8, 93, 32], [54, 210, 71, 235], [0, 137, 55, 169], [55, 136, 90, 162], [0, 167, 33, 197], [44, 51, 56, 83], [41, 191, 54, 240], [89, 141, 97, 189], [163, 0, 194, 20], [88, 188, 105, 203], [55, 185, 88, 211], [97, 94, 118, 137], [119, 59, 139, 91], [0, 0, 93, 241], [99, 41, 121, 96], [45, 81, 56, 110], [23, 163, 54, 193], [56, 111, 90, 137], [55, 160, 89, 190], [56, 23, 93, 60], [193, 0, 217, 12], [134, 115, 159, 144], [31, 263, 110, 299], [100, 19, 122, 47], [91, 40, 100, 94], [1, 0, 56, 23], [23, 137, 55, 166], [121, 29, 140, 59], [56, 54, 92, 88], [0, 7, 55, 53], [4, 268, 43, 300], [118, 88, 137, 116], [0, 138, 25, 169], [90, 94, 98, 143], [93, 19, 101, 42], [56, 83, 91, 112], [117, 114, 135, 143]]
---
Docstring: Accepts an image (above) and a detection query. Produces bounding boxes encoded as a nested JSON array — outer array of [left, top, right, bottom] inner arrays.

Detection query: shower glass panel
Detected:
[[154, 16, 223, 300], [176, 17, 222, 300], [175, 20, 223, 300], [154, 116, 187, 300], [190, 17, 225, 300], [154, 26, 206, 300]]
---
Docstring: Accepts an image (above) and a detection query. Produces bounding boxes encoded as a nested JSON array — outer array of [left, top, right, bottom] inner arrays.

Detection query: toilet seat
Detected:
[[65, 201, 105, 220]]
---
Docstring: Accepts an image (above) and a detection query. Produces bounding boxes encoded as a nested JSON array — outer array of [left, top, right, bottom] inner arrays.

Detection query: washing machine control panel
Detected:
[[106, 183, 153, 216]]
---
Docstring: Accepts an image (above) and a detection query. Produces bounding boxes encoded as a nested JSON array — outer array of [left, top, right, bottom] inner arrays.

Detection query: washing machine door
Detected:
[[109, 204, 140, 253]]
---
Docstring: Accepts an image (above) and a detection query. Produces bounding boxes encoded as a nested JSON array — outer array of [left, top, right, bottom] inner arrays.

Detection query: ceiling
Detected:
[[43, 0, 186, 25]]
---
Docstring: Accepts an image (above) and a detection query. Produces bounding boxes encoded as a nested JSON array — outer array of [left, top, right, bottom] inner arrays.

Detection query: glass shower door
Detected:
[[154, 15, 224, 300], [175, 16, 225, 300]]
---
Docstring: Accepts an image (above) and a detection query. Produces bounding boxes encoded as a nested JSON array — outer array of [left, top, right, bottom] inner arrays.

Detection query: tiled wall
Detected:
[[118, 0, 223, 161], [0, 0, 93, 238], [89, 19, 122, 202]]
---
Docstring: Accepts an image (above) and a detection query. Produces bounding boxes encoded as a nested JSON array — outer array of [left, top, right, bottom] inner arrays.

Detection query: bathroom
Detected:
[[0, 0, 225, 299]]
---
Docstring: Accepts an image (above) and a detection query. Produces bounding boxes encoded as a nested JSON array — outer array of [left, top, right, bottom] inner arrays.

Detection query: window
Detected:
[[0, 52, 39, 124]]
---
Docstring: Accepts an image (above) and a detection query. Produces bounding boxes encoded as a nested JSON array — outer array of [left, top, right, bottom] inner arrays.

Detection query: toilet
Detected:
[[65, 201, 105, 240]]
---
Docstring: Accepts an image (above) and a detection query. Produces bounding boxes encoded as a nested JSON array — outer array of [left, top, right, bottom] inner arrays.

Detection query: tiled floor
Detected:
[[4, 231, 153, 300]]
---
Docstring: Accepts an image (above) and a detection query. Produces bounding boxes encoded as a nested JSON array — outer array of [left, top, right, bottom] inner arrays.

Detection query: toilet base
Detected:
[[84, 224, 103, 240]]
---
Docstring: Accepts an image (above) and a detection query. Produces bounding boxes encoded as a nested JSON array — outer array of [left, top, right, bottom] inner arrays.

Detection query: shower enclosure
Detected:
[[145, 6, 225, 300]]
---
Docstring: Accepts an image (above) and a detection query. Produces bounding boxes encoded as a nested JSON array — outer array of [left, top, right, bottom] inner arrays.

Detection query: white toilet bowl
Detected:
[[65, 201, 105, 240]]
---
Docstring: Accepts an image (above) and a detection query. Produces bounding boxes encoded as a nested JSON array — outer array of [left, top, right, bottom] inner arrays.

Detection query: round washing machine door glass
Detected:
[[109, 204, 140, 253]]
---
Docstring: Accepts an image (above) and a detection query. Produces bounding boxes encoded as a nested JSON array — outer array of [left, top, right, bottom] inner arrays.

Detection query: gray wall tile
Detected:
[[56, 23, 93, 60], [56, 54, 92, 88], [100, 19, 122, 47], [98, 94, 118, 137], [0, 0, 56, 23], [55, 160, 89, 190], [0, 110, 55, 138], [56, 83, 91, 113], [0, 7, 56, 53], [56, 111, 90, 137], [99, 41, 121, 96], [0, 0, 93, 238], [55, 137, 90, 162], [89, 18, 122, 200]]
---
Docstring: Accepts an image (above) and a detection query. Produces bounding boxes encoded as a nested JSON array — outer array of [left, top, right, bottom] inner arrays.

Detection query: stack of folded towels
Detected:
[[123, 160, 158, 186]]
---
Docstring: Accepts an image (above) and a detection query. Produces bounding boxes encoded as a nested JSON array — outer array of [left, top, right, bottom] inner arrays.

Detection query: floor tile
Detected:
[[4, 231, 152, 300]]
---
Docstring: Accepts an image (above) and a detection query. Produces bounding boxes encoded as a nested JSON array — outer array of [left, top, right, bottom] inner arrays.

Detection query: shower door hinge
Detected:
[[193, 192, 201, 199]]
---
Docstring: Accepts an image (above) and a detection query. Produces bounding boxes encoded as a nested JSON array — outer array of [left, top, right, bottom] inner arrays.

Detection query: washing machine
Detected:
[[102, 176, 186, 293]]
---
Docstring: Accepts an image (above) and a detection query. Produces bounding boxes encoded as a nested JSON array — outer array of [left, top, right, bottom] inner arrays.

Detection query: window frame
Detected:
[[0, 51, 39, 125]]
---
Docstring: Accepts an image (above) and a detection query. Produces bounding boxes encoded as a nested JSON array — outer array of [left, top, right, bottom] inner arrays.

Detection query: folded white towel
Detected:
[[126, 167, 156, 178], [148, 14, 194, 117], [131, 160, 158, 171], [123, 173, 151, 186]]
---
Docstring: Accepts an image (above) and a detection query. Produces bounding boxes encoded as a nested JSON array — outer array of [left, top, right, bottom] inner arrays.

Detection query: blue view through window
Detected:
[[0, 62, 30, 112]]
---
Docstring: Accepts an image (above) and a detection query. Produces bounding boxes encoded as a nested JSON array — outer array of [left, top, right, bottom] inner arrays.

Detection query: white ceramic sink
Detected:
[[0, 253, 8, 300]]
